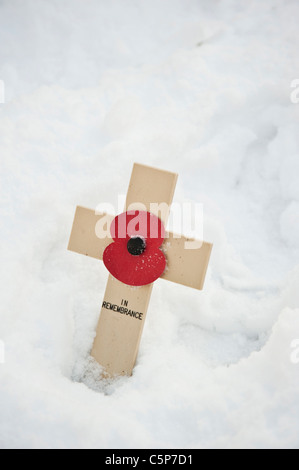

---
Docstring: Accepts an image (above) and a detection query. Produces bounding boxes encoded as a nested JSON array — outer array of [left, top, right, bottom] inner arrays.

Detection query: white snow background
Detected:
[[0, 0, 299, 449]]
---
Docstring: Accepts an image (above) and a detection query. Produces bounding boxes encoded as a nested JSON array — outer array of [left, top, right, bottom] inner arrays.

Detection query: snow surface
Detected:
[[1, 0, 299, 449]]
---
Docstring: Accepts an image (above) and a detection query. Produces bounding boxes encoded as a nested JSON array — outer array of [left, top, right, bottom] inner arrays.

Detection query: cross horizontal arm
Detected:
[[67, 206, 113, 260], [161, 232, 212, 290], [68, 207, 212, 290]]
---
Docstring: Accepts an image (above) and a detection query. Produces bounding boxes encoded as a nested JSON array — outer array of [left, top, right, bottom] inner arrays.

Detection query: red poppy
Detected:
[[103, 210, 166, 286]]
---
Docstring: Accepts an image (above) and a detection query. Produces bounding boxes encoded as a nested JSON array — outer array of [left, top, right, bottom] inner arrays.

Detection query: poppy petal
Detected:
[[103, 242, 166, 286]]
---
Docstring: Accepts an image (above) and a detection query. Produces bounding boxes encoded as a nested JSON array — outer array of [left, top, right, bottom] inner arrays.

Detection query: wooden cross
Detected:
[[68, 163, 212, 377]]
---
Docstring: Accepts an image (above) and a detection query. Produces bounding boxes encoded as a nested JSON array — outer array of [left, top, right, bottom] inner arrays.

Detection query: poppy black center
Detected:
[[127, 236, 146, 256]]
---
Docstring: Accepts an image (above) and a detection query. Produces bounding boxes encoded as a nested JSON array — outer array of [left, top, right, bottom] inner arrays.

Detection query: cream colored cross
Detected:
[[68, 163, 212, 377]]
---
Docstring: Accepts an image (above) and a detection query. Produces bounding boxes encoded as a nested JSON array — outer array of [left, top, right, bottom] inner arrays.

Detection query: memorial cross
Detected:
[[68, 163, 212, 376]]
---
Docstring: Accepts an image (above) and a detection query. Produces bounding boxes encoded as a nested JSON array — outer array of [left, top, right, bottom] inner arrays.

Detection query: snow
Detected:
[[0, 0, 299, 449]]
